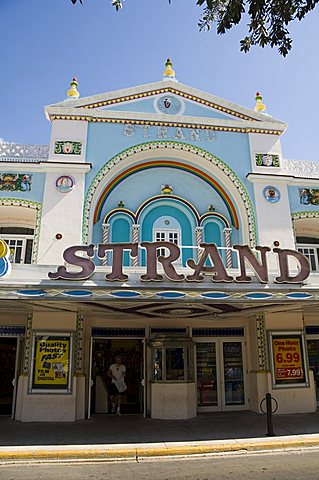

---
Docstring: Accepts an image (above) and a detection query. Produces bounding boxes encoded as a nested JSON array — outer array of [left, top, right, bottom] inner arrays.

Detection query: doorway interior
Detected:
[[0, 337, 19, 415], [196, 338, 247, 412], [90, 338, 144, 415]]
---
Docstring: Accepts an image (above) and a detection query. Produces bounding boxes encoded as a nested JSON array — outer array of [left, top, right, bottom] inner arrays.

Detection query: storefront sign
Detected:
[[31, 335, 72, 392], [48, 242, 311, 284], [269, 331, 308, 387]]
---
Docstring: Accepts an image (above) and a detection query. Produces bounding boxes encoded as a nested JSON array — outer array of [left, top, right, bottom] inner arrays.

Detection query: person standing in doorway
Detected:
[[107, 355, 127, 416]]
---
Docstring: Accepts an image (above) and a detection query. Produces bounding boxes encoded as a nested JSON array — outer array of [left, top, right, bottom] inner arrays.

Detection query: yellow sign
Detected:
[[34, 338, 70, 387], [272, 336, 303, 381]]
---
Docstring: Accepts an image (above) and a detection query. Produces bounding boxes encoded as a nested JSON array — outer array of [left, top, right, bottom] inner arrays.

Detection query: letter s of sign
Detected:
[[48, 244, 95, 280]]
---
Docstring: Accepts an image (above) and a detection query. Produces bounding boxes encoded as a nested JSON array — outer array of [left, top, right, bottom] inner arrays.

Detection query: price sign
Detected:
[[270, 332, 308, 387]]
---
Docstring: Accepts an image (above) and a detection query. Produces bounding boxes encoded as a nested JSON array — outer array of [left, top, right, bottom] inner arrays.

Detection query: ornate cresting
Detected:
[[256, 314, 268, 371], [0, 143, 49, 162], [75, 312, 85, 375], [23, 310, 33, 375]]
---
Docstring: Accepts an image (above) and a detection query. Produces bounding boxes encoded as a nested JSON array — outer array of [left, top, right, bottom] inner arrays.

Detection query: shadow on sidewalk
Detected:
[[0, 411, 319, 446]]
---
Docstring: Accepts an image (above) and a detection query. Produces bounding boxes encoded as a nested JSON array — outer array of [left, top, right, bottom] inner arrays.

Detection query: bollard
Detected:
[[260, 393, 278, 437], [265, 393, 274, 436]]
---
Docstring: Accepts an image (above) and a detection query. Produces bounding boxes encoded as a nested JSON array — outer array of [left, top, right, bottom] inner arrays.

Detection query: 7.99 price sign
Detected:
[[272, 336, 304, 381]]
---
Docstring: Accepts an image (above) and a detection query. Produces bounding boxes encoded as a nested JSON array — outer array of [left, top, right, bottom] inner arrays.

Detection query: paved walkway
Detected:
[[0, 411, 319, 461]]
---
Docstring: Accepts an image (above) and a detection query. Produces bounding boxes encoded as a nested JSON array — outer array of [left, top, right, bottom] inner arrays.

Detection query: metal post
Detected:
[[266, 393, 275, 436]]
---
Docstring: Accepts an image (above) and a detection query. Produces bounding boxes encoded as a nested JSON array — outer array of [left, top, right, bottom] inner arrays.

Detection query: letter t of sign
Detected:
[[97, 243, 138, 281]]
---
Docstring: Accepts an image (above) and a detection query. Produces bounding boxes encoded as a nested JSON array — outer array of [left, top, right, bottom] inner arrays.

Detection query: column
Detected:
[[132, 224, 140, 266], [101, 223, 110, 266], [195, 227, 203, 261], [223, 227, 233, 268], [74, 312, 85, 375]]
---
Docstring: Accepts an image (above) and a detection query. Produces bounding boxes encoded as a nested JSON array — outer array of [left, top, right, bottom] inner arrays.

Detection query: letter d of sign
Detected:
[[274, 248, 311, 283], [48, 244, 95, 280]]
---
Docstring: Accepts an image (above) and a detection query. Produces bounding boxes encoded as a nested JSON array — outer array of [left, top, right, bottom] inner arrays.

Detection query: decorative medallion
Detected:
[[299, 188, 319, 205], [54, 141, 82, 155], [0, 173, 32, 192], [0, 240, 11, 279], [256, 153, 280, 168], [263, 186, 281, 203], [154, 95, 184, 115], [56, 175, 75, 193]]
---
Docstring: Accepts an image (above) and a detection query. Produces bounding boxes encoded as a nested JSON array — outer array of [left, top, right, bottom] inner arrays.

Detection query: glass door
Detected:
[[222, 341, 246, 408], [196, 341, 219, 410], [196, 338, 247, 411]]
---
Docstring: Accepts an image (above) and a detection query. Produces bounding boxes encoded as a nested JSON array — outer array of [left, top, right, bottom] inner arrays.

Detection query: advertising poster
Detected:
[[270, 332, 307, 387], [32, 336, 71, 391]]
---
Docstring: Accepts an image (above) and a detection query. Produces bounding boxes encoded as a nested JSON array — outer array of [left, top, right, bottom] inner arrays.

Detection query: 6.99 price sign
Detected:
[[271, 333, 307, 386]]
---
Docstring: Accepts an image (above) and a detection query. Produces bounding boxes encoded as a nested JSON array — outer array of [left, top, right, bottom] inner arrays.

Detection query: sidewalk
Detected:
[[0, 411, 319, 462]]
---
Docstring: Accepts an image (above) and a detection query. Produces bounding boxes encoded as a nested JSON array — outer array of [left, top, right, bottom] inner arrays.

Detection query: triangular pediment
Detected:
[[45, 80, 286, 132]]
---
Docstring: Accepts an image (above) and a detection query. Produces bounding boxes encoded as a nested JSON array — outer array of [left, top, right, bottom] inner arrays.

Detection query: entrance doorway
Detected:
[[0, 337, 19, 415], [196, 338, 247, 411], [307, 337, 319, 405], [90, 338, 144, 415]]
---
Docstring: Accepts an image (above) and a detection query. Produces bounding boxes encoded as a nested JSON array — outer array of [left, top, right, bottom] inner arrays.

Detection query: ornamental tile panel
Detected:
[[54, 141, 82, 155], [255, 153, 280, 167]]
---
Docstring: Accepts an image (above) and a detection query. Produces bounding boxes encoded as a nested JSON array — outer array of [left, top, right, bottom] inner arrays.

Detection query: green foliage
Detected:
[[70, 0, 318, 56]]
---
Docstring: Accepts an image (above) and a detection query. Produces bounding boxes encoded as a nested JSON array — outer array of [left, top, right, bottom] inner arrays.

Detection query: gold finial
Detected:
[[163, 58, 175, 78], [67, 77, 80, 99], [254, 91, 266, 112], [162, 184, 173, 194]]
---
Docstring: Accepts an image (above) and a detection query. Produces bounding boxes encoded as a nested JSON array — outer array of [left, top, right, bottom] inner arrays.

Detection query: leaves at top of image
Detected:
[[70, 0, 319, 56]]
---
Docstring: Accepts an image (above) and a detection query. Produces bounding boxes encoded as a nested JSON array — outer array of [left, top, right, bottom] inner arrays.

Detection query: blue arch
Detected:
[[139, 202, 196, 266], [109, 213, 133, 266]]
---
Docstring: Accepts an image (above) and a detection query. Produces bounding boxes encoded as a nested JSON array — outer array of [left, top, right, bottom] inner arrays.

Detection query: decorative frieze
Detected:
[[54, 141, 82, 155], [0, 173, 32, 191]]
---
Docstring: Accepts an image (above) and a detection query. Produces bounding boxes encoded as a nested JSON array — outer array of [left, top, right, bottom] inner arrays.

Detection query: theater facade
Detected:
[[1, 60, 319, 422]]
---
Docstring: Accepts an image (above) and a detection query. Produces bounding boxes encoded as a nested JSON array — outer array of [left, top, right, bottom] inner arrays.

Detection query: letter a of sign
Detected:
[[186, 243, 233, 282]]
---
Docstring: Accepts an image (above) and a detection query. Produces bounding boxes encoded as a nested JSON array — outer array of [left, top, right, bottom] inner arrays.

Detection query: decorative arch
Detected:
[[0, 198, 42, 264], [93, 160, 239, 228], [83, 141, 257, 246]]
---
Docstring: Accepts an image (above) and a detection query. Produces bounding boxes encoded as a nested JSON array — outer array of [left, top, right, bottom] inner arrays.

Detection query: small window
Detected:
[[296, 237, 319, 272], [153, 228, 181, 262], [0, 227, 34, 264]]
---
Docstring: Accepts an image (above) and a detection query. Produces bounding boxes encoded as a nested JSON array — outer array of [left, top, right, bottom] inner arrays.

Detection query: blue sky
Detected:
[[0, 0, 318, 160]]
